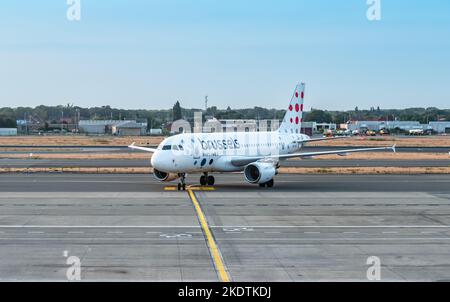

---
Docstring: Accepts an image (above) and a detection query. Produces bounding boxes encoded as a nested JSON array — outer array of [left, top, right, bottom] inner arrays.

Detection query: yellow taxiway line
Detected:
[[164, 186, 215, 191], [187, 189, 230, 282]]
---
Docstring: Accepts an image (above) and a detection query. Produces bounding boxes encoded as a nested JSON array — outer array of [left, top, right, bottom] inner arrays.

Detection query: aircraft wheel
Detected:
[[259, 183, 266, 188], [207, 175, 215, 186], [177, 183, 182, 191], [200, 175, 207, 186], [266, 179, 274, 188]]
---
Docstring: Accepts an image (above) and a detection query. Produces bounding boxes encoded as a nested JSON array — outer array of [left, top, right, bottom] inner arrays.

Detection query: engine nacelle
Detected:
[[153, 169, 180, 182], [244, 162, 276, 184]]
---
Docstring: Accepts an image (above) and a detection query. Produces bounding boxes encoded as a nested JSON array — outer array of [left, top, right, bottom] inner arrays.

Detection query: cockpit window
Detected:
[[162, 145, 171, 150], [178, 145, 184, 150]]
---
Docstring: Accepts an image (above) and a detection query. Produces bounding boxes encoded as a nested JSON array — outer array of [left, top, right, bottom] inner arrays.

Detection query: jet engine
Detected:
[[244, 162, 276, 184], [153, 169, 180, 182]]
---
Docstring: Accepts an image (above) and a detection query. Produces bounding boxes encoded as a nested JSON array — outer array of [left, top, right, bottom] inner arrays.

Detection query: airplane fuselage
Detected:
[[151, 131, 310, 173]]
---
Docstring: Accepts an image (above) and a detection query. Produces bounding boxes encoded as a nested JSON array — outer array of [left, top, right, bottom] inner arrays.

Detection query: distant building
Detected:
[[348, 121, 423, 132], [345, 120, 450, 134], [313, 122, 337, 133], [112, 121, 146, 136], [149, 129, 163, 135], [79, 120, 147, 135], [202, 119, 262, 133], [429, 121, 450, 134], [0, 128, 17, 136], [16, 119, 29, 134], [300, 122, 314, 136], [385, 121, 425, 131], [348, 121, 388, 131]]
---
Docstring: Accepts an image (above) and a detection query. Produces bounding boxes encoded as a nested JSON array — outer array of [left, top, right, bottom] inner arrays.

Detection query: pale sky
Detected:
[[0, 0, 449, 110]]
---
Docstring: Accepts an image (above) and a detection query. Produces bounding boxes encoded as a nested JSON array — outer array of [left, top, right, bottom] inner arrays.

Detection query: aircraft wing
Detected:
[[230, 145, 396, 167], [296, 136, 350, 143], [128, 142, 158, 153]]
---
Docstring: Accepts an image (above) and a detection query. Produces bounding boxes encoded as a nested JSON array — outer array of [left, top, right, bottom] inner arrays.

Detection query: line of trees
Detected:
[[1, 104, 449, 129], [0, 115, 17, 128]]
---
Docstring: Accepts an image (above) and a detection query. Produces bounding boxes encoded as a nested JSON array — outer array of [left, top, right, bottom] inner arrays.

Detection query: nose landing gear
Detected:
[[200, 173, 215, 186], [177, 173, 186, 191]]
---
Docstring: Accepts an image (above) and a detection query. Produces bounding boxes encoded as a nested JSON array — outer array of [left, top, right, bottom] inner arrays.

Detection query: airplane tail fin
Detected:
[[278, 83, 305, 134]]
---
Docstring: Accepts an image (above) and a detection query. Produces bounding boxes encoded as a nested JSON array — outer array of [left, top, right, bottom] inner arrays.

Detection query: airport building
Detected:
[[345, 120, 450, 134], [312, 122, 337, 133], [301, 122, 314, 136], [0, 128, 17, 136], [429, 121, 450, 134], [79, 120, 147, 135], [112, 121, 147, 136], [347, 121, 423, 132]]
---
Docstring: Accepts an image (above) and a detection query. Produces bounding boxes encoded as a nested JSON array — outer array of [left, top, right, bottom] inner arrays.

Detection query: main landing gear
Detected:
[[177, 173, 186, 191], [259, 179, 274, 188], [176, 173, 215, 190], [200, 173, 215, 186]]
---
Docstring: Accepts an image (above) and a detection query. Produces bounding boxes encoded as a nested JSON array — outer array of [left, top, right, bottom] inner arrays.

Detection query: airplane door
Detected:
[[191, 137, 201, 159]]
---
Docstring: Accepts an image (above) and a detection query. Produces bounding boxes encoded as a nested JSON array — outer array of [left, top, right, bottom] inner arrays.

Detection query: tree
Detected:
[[172, 101, 182, 121], [0, 115, 17, 127], [304, 110, 332, 123]]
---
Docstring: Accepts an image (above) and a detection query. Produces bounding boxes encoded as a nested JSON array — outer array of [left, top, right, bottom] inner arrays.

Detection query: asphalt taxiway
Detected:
[[1, 158, 449, 168], [0, 173, 450, 281]]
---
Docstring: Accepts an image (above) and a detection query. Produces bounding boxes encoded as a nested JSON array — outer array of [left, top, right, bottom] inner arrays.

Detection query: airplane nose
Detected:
[[151, 150, 173, 171], [150, 151, 160, 169]]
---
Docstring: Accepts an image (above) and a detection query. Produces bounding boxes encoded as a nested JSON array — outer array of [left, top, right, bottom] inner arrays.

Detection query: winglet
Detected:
[[391, 144, 396, 153]]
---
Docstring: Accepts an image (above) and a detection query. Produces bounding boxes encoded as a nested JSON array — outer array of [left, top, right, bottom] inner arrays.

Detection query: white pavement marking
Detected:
[[0, 225, 449, 229], [216, 238, 450, 241], [209, 225, 450, 229], [0, 225, 200, 228], [2, 237, 450, 242]]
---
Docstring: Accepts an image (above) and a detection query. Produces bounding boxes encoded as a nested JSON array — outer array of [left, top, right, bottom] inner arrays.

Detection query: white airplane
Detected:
[[129, 83, 396, 190]]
